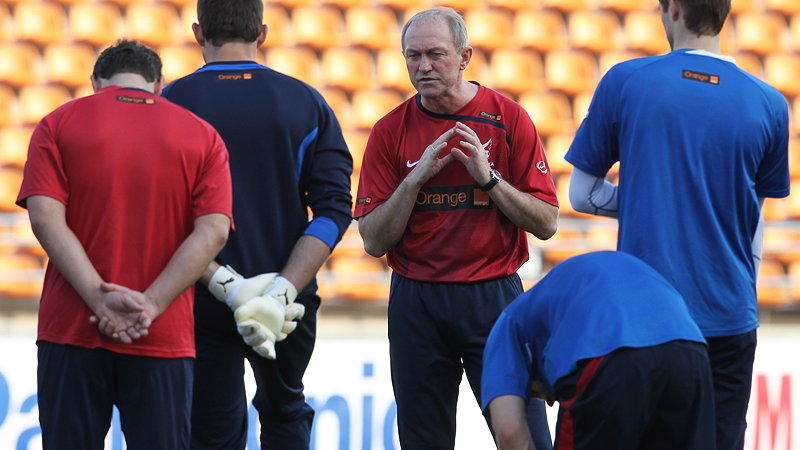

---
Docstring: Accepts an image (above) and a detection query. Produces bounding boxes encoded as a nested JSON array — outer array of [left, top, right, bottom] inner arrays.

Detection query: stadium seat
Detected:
[[43, 43, 96, 88], [324, 0, 373, 9], [327, 253, 389, 302], [598, 50, 646, 76], [159, 45, 203, 83], [0, 253, 44, 300], [321, 47, 375, 93], [0, 167, 23, 212], [14, 2, 67, 46], [486, 0, 537, 11], [126, 3, 180, 48], [541, 227, 584, 265], [266, 0, 317, 9], [463, 8, 513, 52], [568, 10, 623, 54], [261, 3, 293, 48], [0, 43, 41, 88], [351, 89, 404, 130], [380, 0, 427, 13], [514, 10, 567, 53], [764, 227, 800, 266], [544, 133, 576, 175], [757, 258, 789, 307], [160, 0, 197, 7], [762, 197, 788, 221], [69, 3, 123, 48], [734, 12, 787, 55], [0, 126, 33, 169], [765, 0, 800, 15], [18, 85, 72, 125], [540, 0, 593, 13], [788, 261, 800, 304], [264, 46, 320, 86], [346, 6, 399, 51], [733, 52, 763, 78], [572, 92, 593, 129], [764, 53, 800, 97], [319, 87, 353, 130], [544, 50, 598, 95], [463, 48, 488, 85], [0, 4, 13, 43], [178, 4, 198, 44], [9, 217, 46, 258], [585, 225, 617, 250], [624, 11, 671, 55], [489, 48, 544, 96], [292, 6, 345, 50], [598, 0, 651, 13], [376, 48, 415, 93], [730, 0, 763, 15], [518, 92, 574, 137], [0, 86, 18, 128], [343, 128, 370, 173], [786, 178, 800, 220], [790, 14, 800, 51]]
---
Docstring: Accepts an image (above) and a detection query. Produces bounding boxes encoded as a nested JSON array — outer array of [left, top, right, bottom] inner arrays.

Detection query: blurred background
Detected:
[[0, 0, 798, 448]]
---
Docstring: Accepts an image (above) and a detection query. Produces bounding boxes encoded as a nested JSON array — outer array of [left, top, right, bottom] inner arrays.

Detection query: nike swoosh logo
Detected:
[[482, 138, 492, 150], [406, 160, 420, 168]]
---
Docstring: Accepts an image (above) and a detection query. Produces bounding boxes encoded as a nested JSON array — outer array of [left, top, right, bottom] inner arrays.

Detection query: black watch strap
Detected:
[[479, 169, 502, 191]]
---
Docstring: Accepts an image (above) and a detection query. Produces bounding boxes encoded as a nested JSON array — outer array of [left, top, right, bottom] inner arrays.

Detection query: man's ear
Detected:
[[90, 75, 102, 92], [256, 24, 268, 48], [668, 0, 681, 21], [192, 22, 205, 46], [459, 45, 473, 71], [153, 75, 166, 95]]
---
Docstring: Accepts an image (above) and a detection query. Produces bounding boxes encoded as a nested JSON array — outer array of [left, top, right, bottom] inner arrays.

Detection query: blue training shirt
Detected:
[[162, 61, 353, 292], [481, 251, 705, 409], [566, 49, 790, 337]]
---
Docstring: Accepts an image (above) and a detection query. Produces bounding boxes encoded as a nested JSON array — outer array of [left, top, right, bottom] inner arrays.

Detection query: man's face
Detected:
[[403, 18, 468, 101]]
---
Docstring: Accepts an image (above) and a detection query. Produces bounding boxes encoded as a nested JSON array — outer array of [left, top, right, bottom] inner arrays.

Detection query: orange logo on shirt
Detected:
[[682, 69, 720, 85], [116, 95, 155, 104]]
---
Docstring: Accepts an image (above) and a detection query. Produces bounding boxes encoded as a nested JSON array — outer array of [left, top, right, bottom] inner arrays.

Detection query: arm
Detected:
[[568, 166, 619, 218], [449, 122, 558, 240], [753, 198, 765, 274], [489, 395, 537, 450], [359, 127, 457, 257]]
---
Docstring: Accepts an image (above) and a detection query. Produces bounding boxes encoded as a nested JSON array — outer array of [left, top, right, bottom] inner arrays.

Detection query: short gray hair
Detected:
[[401, 7, 468, 52]]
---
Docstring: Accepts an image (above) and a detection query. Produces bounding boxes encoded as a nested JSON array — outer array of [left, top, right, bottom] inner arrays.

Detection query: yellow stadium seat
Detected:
[[598, 50, 646, 76], [730, 0, 763, 14], [788, 261, 800, 304], [762, 197, 788, 221], [765, 0, 800, 15], [0, 4, 13, 44], [787, 178, 800, 220], [464, 8, 514, 52], [324, 0, 373, 9], [327, 253, 389, 302], [321, 47, 374, 93], [264, 46, 320, 86], [292, 6, 345, 50], [790, 14, 800, 51], [487, 0, 537, 11], [585, 225, 617, 250], [0, 167, 23, 212], [160, 0, 197, 7], [0, 126, 33, 169], [568, 10, 623, 54], [514, 10, 567, 53], [346, 6, 399, 50], [10, 218, 47, 258], [178, 4, 198, 45], [319, 87, 353, 130], [262, 4, 293, 48], [267, 0, 316, 9], [518, 92, 574, 137], [159, 45, 203, 83], [69, 3, 123, 48], [489, 48, 544, 96], [351, 89, 404, 130], [733, 52, 763, 78], [541, 0, 593, 13], [541, 227, 584, 264], [598, 0, 651, 13], [0, 86, 18, 128], [376, 48, 415, 93], [18, 85, 72, 125], [381, 0, 427, 13], [757, 258, 789, 307], [624, 11, 671, 55], [14, 2, 67, 46], [343, 128, 369, 173], [0, 43, 41, 88], [734, 12, 788, 55], [463, 48, 488, 85], [126, 3, 180, 48], [572, 92, 593, 129], [764, 53, 800, 97], [0, 253, 44, 300], [43, 43, 96, 88], [544, 50, 598, 95], [432, 0, 487, 12], [545, 133, 576, 176]]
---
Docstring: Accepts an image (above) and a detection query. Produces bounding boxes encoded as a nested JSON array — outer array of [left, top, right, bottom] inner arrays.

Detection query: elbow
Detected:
[[363, 240, 387, 259], [208, 222, 230, 254], [531, 208, 558, 241]]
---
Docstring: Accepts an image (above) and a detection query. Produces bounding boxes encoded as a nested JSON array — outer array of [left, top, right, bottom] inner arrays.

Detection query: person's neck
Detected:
[[100, 74, 154, 92], [420, 80, 479, 115], [202, 42, 259, 63], [671, 34, 721, 54]]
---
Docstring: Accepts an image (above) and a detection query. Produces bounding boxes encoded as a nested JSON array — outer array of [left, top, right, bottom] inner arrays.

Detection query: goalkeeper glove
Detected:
[[234, 295, 285, 359], [207, 265, 276, 310]]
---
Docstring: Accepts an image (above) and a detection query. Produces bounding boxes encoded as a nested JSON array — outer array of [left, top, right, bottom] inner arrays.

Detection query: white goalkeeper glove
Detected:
[[234, 296, 286, 359], [207, 265, 276, 310], [263, 276, 305, 341]]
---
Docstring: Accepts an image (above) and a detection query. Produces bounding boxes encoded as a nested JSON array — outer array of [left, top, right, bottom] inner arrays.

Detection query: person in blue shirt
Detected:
[[482, 251, 714, 449], [162, 0, 352, 448], [565, 1, 790, 448]]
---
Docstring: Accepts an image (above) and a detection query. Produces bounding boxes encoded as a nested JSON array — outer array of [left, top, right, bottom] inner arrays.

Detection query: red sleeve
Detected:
[[16, 113, 69, 208], [192, 126, 235, 228], [353, 118, 402, 219], [508, 105, 559, 207]]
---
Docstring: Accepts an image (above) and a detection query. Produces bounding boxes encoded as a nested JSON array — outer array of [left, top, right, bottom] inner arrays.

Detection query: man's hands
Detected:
[[89, 282, 156, 344]]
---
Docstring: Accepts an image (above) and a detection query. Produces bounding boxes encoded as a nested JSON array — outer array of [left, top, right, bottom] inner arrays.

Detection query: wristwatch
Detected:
[[479, 169, 502, 191]]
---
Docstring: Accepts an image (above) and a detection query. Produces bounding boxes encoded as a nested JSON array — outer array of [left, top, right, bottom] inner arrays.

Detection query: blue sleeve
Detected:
[[755, 93, 790, 199], [481, 312, 534, 411]]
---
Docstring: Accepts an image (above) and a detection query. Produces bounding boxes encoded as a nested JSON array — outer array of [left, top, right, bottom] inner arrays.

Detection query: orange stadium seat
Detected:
[[790, 14, 800, 51], [624, 11, 671, 55], [730, 0, 763, 15], [572, 92, 593, 129], [761, 197, 788, 221], [266, 0, 316, 9], [324, 0, 373, 9], [568, 10, 623, 54], [598, 50, 646, 76], [0, 253, 44, 300], [292, 6, 345, 50], [734, 12, 788, 55], [346, 6, 399, 51], [586, 225, 618, 250], [0, 43, 41, 88], [69, 3, 123, 48], [489, 48, 544, 96], [464, 8, 514, 52], [159, 45, 204, 83], [126, 3, 180, 48], [0, 4, 13, 43], [598, 0, 651, 13], [0, 167, 23, 212], [178, 4, 198, 44], [793, 98, 800, 136], [380, 0, 427, 13], [544, 133, 576, 175], [463, 48, 488, 85], [765, 0, 800, 15], [544, 50, 598, 95], [541, 0, 593, 13], [18, 85, 72, 125], [788, 261, 800, 303], [764, 228, 800, 266], [264, 46, 321, 86], [43, 43, 96, 88], [0, 86, 18, 128], [261, 4, 293, 48], [0, 126, 33, 169], [757, 259, 789, 307], [541, 227, 584, 265], [764, 53, 800, 97], [431, 0, 487, 12], [327, 253, 389, 302], [487, 0, 537, 11], [343, 128, 370, 173], [14, 2, 67, 46], [786, 179, 800, 220], [160, 0, 197, 7], [321, 47, 374, 93], [733, 52, 763, 78], [351, 89, 404, 130], [319, 87, 353, 130], [10, 218, 47, 258], [514, 10, 567, 53], [376, 48, 415, 93], [518, 92, 574, 137]]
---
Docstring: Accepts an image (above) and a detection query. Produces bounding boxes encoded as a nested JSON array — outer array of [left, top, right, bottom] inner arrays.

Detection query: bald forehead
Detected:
[[402, 16, 456, 51]]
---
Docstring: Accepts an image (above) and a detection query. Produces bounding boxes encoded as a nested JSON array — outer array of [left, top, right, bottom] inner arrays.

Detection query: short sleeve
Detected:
[[192, 128, 234, 225], [17, 115, 69, 208], [481, 312, 534, 411], [353, 120, 402, 218], [507, 106, 558, 207], [755, 96, 790, 199]]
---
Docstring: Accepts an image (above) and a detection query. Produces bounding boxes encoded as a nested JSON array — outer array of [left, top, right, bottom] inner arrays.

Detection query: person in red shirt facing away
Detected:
[[16, 39, 233, 450], [354, 7, 559, 449]]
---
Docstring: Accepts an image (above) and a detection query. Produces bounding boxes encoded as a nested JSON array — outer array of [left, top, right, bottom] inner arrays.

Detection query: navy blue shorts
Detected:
[[190, 288, 319, 450], [388, 273, 552, 450], [553, 340, 715, 450], [37, 341, 193, 450], [707, 329, 757, 450]]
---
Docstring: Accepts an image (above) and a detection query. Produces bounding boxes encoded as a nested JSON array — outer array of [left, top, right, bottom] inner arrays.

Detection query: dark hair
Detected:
[[197, 0, 263, 46], [92, 39, 162, 82], [659, 0, 730, 36]]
